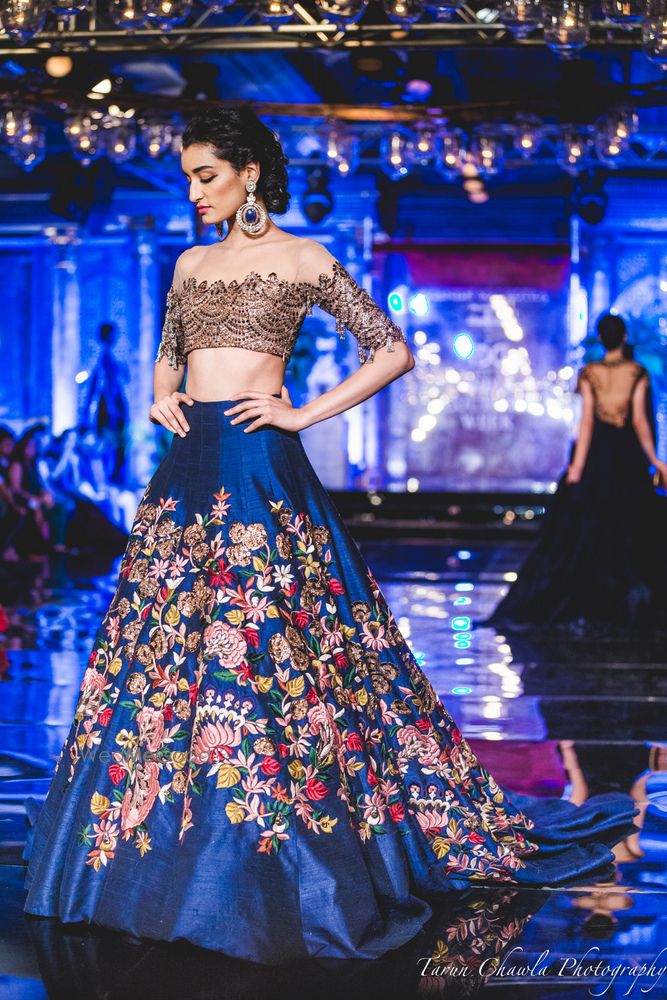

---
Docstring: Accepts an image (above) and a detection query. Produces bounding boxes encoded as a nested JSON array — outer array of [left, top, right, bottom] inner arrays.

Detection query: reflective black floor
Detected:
[[1, 538, 666, 999]]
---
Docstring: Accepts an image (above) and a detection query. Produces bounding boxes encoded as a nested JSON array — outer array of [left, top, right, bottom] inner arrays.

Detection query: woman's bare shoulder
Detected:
[[174, 245, 208, 282]]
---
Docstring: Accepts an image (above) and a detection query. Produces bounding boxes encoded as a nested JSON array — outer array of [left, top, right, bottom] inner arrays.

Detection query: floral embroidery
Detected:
[[65, 485, 539, 877]]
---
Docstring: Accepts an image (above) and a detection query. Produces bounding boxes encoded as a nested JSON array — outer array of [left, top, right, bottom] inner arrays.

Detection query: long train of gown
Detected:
[[23, 397, 639, 964]]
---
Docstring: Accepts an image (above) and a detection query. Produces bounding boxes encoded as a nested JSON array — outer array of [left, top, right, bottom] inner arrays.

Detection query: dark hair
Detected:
[[596, 312, 627, 350], [182, 105, 290, 215]]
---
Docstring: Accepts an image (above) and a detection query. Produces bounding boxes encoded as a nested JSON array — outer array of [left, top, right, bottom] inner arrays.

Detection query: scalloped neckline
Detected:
[[177, 260, 345, 295]]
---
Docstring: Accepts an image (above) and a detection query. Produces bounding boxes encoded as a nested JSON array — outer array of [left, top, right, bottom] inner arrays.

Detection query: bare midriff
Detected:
[[184, 347, 286, 401]]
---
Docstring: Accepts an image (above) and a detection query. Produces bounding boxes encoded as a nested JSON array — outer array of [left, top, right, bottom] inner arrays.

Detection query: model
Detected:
[[24, 107, 638, 965], [488, 313, 667, 630]]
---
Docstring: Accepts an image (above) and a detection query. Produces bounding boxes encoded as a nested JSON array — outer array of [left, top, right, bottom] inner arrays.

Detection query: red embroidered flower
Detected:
[[97, 707, 112, 727], [389, 802, 405, 823], [368, 769, 378, 786], [244, 629, 260, 649], [329, 578, 345, 595], [451, 726, 462, 744], [163, 704, 174, 722], [469, 831, 485, 844], [140, 605, 151, 620], [261, 757, 281, 775], [287, 582, 298, 597], [294, 612, 309, 629], [305, 688, 318, 704], [278, 743, 289, 757], [334, 653, 349, 670], [415, 718, 430, 733], [109, 763, 126, 786], [305, 778, 328, 800], [188, 683, 199, 704], [0, 606, 9, 633], [346, 733, 364, 752]]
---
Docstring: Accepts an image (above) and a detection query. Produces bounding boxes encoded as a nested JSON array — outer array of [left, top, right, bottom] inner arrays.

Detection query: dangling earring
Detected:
[[236, 179, 267, 236]]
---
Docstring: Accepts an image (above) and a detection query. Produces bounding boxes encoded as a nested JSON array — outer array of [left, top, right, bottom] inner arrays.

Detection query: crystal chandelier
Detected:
[[380, 129, 415, 178], [142, 0, 192, 30], [0, 0, 47, 40], [556, 126, 592, 174], [383, 0, 423, 25], [471, 127, 505, 176], [500, 0, 542, 37], [314, 0, 367, 25], [108, 0, 145, 29], [435, 128, 465, 178], [543, 0, 591, 58], [513, 114, 544, 158], [643, 0, 667, 68]]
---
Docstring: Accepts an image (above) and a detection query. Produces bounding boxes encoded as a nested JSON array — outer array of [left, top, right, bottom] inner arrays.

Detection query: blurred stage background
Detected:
[[0, 38, 666, 541]]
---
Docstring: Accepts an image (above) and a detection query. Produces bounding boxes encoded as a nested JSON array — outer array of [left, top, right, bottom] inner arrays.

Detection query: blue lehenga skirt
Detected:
[[23, 396, 638, 965]]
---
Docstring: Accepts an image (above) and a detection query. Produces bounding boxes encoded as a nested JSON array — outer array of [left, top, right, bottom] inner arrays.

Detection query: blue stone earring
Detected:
[[236, 179, 267, 235]]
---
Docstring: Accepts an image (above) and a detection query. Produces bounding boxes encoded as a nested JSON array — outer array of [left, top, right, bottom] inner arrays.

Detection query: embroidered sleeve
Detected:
[[301, 244, 406, 365], [155, 285, 186, 370]]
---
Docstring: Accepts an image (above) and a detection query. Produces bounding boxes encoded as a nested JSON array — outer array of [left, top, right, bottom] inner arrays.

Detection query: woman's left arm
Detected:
[[632, 374, 667, 484]]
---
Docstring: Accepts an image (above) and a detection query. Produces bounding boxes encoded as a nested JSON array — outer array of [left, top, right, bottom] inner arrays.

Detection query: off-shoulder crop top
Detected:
[[155, 258, 407, 370]]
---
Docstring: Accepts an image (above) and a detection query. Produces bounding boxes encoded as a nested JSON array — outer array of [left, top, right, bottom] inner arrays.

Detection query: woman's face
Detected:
[[181, 143, 260, 228]]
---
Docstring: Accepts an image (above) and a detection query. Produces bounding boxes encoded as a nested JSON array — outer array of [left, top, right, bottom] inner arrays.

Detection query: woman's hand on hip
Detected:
[[224, 386, 305, 434], [150, 391, 194, 437]]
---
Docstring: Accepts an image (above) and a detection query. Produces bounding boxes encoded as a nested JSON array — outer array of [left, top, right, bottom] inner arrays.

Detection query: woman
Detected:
[[488, 312, 667, 630], [7, 427, 54, 559], [24, 108, 638, 964]]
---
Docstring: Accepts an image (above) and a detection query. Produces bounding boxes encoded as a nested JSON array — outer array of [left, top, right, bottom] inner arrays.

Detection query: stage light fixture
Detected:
[[388, 289, 405, 313], [380, 129, 414, 179], [300, 153, 334, 223]]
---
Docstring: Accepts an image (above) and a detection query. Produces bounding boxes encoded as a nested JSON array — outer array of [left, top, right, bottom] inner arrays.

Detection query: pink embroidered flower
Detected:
[[93, 818, 119, 853], [414, 807, 447, 835], [192, 720, 242, 765], [120, 761, 161, 831], [137, 706, 165, 752], [203, 621, 248, 667], [76, 668, 107, 719], [360, 620, 389, 651], [396, 725, 442, 767]]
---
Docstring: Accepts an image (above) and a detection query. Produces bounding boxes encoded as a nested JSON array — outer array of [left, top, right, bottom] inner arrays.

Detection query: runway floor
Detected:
[[1, 537, 665, 999]]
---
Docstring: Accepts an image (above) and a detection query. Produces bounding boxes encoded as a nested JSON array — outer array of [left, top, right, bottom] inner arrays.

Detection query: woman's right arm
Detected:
[[150, 254, 194, 437]]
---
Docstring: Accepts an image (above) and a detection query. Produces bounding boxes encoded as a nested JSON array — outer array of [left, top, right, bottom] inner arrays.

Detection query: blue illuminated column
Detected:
[[49, 227, 81, 435], [130, 224, 160, 486]]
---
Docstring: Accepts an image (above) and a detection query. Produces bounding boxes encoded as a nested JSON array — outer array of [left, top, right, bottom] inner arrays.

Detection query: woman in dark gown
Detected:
[[23, 109, 639, 965], [488, 313, 667, 631]]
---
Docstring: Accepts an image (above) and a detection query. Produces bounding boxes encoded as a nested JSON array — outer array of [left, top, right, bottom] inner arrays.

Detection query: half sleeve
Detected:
[[301, 243, 407, 365], [155, 285, 186, 370]]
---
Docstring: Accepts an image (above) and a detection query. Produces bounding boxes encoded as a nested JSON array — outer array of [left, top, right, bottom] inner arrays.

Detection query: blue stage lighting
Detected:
[[454, 583, 474, 592], [408, 292, 429, 316], [457, 549, 472, 560], [451, 686, 472, 695], [452, 617, 471, 631], [453, 333, 474, 360]]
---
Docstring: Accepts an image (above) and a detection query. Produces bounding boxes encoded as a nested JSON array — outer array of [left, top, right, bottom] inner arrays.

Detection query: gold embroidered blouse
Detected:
[[155, 255, 406, 370], [577, 359, 648, 427]]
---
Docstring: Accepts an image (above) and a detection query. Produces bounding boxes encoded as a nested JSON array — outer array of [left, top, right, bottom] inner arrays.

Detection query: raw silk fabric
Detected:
[[24, 398, 638, 964]]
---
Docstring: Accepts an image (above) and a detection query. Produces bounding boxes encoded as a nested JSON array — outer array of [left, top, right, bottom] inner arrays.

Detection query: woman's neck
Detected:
[[603, 347, 625, 363]]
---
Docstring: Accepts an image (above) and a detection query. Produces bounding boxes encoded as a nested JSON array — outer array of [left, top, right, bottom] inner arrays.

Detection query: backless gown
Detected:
[[23, 242, 639, 964], [488, 358, 667, 630]]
